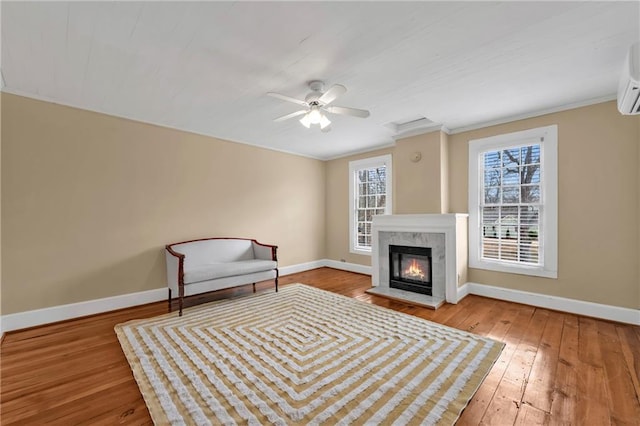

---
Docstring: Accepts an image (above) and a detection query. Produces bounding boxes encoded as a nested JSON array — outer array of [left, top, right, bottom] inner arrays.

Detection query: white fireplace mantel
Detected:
[[371, 214, 468, 305]]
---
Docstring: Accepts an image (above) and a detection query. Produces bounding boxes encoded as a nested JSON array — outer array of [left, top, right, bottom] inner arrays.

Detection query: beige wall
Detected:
[[326, 101, 639, 309], [394, 131, 446, 214], [440, 132, 450, 214], [1, 94, 326, 314], [448, 101, 638, 309]]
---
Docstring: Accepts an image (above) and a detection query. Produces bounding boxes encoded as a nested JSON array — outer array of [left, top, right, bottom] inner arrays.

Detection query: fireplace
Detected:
[[389, 245, 432, 296], [368, 214, 468, 308]]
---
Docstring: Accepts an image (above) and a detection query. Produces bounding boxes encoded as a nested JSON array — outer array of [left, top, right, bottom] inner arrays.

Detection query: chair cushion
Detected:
[[183, 259, 277, 284]]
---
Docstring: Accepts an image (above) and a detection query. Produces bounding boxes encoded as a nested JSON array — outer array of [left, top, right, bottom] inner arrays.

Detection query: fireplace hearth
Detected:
[[389, 245, 432, 295]]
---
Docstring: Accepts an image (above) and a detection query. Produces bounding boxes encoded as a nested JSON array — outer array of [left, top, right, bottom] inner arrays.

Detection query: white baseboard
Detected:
[[0, 288, 168, 334], [279, 260, 326, 276], [0, 259, 372, 334], [279, 259, 372, 277], [465, 282, 640, 326], [457, 283, 471, 302], [323, 259, 372, 275]]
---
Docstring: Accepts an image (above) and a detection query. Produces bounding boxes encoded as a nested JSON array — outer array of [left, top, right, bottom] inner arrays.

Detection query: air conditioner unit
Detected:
[[617, 42, 640, 115]]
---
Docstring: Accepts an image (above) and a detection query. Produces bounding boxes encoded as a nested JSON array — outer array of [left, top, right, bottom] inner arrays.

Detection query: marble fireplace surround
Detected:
[[369, 214, 468, 308], [378, 232, 446, 305]]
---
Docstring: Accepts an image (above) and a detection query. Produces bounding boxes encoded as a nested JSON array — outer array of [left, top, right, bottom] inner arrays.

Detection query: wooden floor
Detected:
[[1, 268, 639, 425]]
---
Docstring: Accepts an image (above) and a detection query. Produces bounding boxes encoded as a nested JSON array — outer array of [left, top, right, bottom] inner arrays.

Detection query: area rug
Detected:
[[115, 284, 504, 425]]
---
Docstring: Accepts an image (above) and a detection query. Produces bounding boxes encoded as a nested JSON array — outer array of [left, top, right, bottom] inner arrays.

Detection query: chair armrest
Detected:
[[165, 245, 185, 292], [252, 241, 278, 262], [166, 245, 186, 260]]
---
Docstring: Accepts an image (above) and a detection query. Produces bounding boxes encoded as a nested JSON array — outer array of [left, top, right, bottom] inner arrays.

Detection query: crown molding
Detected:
[[448, 94, 617, 135], [322, 141, 397, 161]]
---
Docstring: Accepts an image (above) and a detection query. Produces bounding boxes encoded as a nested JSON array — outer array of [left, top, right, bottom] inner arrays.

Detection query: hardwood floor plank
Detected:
[[576, 316, 611, 425], [2, 353, 128, 402], [1, 268, 639, 425], [514, 403, 550, 425], [447, 297, 498, 332], [1, 374, 134, 423], [464, 299, 514, 337], [549, 313, 580, 424], [456, 302, 534, 425], [597, 320, 640, 424], [521, 309, 564, 414], [479, 307, 549, 425], [580, 364, 611, 425], [4, 381, 147, 426], [617, 324, 640, 404]]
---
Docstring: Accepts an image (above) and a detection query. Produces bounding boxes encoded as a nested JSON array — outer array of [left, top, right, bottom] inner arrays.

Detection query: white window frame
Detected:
[[468, 125, 558, 278], [349, 154, 393, 255]]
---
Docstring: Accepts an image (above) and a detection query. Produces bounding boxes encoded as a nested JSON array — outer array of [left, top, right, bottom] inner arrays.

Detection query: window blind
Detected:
[[480, 143, 542, 265]]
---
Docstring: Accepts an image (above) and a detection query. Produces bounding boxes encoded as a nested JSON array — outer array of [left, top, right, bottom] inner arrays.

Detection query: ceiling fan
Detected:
[[268, 81, 370, 132]]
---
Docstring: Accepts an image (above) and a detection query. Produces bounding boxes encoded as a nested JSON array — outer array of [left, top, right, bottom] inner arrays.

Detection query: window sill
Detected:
[[470, 258, 557, 279], [350, 247, 372, 256]]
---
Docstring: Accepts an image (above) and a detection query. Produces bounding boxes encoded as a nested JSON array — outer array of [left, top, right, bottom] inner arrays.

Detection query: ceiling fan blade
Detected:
[[267, 92, 308, 106], [321, 125, 332, 133], [325, 105, 370, 118], [318, 84, 346, 105], [274, 110, 307, 122]]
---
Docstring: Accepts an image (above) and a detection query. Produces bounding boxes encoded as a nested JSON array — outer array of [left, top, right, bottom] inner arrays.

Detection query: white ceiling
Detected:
[[1, 2, 638, 159]]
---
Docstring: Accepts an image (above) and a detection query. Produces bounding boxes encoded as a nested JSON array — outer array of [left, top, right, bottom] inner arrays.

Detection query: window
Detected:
[[349, 154, 392, 254], [468, 125, 557, 278]]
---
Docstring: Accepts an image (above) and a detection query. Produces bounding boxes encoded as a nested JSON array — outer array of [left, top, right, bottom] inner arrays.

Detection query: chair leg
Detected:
[[168, 288, 172, 312], [253, 283, 256, 293], [275, 269, 279, 292]]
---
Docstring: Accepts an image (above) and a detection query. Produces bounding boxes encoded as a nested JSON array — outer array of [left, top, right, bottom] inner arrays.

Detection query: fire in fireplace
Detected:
[[389, 245, 432, 295]]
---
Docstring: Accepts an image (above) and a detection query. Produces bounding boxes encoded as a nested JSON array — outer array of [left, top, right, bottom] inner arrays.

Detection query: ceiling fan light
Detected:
[[308, 106, 322, 124], [299, 113, 311, 128], [320, 114, 331, 129]]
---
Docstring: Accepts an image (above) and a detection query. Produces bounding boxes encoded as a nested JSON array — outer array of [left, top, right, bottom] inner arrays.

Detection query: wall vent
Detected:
[[385, 116, 444, 136]]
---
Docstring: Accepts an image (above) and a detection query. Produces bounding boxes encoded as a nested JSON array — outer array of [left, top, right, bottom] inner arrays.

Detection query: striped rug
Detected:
[[115, 283, 503, 425]]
